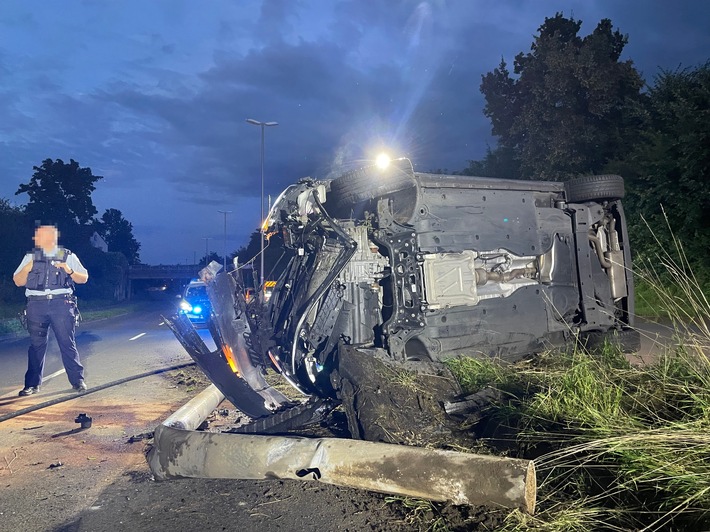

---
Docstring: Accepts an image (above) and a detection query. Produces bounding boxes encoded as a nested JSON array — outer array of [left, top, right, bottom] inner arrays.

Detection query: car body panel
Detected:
[[168, 166, 635, 424]]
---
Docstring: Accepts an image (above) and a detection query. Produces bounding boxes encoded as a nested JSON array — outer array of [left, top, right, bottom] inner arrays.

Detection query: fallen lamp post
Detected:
[[147, 385, 537, 513]]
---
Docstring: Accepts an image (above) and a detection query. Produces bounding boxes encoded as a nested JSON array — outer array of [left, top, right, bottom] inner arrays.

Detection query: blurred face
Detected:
[[34, 225, 59, 251]]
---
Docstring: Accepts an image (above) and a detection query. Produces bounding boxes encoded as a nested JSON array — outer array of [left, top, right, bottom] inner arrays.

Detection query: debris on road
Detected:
[[2, 450, 18, 474], [75, 413, 92, 429], [127, 432, 154, 444]]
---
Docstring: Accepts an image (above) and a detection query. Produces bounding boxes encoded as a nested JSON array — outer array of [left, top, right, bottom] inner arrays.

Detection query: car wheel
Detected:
[[581, 327, 641, 354], [328, 162, 416, 210], [565, 174, 625, 202]]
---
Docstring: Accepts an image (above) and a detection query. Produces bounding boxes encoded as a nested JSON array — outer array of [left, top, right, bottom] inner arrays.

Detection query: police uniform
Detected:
[[14, 246, 88, 391]]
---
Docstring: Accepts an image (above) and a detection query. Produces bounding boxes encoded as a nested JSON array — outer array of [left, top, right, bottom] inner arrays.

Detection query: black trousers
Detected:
[[24, 297, 84, 388]]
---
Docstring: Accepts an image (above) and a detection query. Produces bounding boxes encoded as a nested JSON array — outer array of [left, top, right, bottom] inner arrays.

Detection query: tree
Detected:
[[0, 198, 31, 303], [200, 252, 222, 267], [234, 230, 293, 283], [16, 158, 103, 228], [97, 208, 141, 264], [462, 145, 521, 179], [479, 13, 646, 180], [623, 62, 710, 276]]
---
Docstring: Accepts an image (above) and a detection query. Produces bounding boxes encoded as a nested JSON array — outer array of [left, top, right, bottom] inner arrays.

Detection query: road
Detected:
[[0, 302, 681, 532], [0, 302, 192, 397], [0, 301, 201, 529], [0, 301, 423, 532]]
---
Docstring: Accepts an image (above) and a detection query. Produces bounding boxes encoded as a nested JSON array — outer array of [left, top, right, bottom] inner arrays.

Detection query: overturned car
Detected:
[[166, 161, 637, 437]]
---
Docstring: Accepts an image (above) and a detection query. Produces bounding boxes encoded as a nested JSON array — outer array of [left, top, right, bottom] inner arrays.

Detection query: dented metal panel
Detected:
[[163, 312, 278, 418]]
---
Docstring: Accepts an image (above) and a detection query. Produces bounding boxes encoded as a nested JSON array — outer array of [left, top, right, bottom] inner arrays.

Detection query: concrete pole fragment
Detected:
[[162, 384, 224, 431], [148, 423, 536, 513]]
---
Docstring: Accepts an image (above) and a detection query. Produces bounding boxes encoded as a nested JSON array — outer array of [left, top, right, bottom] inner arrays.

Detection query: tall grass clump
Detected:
[[634, 208, 710, 339], [448, 346, 710, 530], [447, 227, 710, 530]]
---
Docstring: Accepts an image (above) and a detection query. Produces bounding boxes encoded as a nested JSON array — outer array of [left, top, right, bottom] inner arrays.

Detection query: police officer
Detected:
[[13, 224, 89, 396]]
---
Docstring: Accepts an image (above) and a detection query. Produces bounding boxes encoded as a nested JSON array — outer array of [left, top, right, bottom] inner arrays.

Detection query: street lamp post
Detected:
[[217, 210, 232, 271], [203, 237, 211, 266], [246, 118, 278, 289]]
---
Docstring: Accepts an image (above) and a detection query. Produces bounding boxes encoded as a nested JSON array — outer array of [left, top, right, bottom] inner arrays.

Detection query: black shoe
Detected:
[[73, 380, 88, 393], [19, 386, 39, 396]]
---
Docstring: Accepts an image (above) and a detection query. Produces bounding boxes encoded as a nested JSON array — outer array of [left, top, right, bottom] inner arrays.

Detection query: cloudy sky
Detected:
[[1, 1, 708, 264]]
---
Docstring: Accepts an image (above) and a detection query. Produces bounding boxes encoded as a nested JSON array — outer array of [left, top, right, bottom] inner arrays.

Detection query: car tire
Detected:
[[328, 162, 416, 210], [581, 327, 641, 354], [565, 174, 625, 202]]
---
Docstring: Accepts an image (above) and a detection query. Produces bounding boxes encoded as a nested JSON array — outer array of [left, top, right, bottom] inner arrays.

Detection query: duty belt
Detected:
[[27, 293, 73, 301]]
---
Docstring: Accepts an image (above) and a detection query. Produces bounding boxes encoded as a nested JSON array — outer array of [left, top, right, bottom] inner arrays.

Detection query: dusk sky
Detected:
[[1, 1, 708, 265]]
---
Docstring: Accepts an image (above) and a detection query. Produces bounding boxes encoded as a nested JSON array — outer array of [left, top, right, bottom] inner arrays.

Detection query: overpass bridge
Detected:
[[129, 264, 201, 280], [128, 264, 201, 298]]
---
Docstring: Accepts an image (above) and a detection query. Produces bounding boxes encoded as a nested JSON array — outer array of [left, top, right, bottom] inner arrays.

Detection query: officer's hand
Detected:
[[53, 261, 71, 273]]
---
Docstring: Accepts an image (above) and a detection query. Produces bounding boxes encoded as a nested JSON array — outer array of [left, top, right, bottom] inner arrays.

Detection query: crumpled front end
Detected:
[[164, 263, 293, 419]]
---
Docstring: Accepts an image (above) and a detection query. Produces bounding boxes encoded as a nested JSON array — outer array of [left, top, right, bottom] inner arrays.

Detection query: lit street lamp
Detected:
[[246, 118, 278, 289], [217, 210, 232, 271]]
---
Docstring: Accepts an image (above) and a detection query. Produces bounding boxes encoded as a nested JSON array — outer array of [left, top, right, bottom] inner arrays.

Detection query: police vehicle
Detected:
[[178, 279, 211, 324]]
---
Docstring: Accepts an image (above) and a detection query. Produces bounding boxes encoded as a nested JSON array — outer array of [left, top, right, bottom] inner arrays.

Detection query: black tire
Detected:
[[328, 162, 416, 209], [581, 327, 641, 354], [565, 174, 625, 202]]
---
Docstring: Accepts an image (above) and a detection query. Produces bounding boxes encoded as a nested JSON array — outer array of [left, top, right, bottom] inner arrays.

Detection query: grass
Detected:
[[444, 344, 710, 531], [384, 496, 449, 532], [0, 299, 151, 336], [439, 225, 710, 531], [633, 209, 710, 325]]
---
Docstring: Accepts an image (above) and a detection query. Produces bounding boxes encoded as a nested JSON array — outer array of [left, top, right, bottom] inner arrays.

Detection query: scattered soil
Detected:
[[166, 364, 212, 391], [0, 341, 513, 531], [175, 347, 510, 531], [334, 346, 474, 448]]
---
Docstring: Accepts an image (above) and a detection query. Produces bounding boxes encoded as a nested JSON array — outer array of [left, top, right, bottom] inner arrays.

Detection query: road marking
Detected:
[[129, 333, 147, 341], [0, 368, 67, 399], [45, 368, 67, 380]]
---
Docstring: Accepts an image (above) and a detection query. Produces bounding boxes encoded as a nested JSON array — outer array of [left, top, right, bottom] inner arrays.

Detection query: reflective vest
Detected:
[[25, 247, 75, 291]]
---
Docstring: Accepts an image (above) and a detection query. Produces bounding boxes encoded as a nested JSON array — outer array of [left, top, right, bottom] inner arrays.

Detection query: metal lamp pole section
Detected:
[[203, 237, 210, 266], [217, 210, 232, 271], [246, 118, 278, 289]]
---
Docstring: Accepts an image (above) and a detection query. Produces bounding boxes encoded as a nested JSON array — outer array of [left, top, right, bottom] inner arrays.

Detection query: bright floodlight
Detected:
[[376, 153, 391, 169]]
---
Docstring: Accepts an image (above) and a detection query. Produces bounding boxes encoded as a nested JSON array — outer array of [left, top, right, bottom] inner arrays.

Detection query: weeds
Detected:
[[443, 224, 710, 531], [0, 300, 148, 336], [384, 496, 449, 532], [446, 343, 710, 530]]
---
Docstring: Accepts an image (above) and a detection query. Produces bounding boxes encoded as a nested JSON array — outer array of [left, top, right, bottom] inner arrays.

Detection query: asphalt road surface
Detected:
[[0, 301, 434, 532], [0, 302, 191, 397], [0, 301, 680, 532]]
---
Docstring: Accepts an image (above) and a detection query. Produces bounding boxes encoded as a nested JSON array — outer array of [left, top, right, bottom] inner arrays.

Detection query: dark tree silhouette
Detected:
[[16, 158, 103, 227], [479, 13, 646, 180], [97, 208, 141, 264]]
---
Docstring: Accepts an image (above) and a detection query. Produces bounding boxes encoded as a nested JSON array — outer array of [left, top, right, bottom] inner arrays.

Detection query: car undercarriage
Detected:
[[165, 163, 637, 439]]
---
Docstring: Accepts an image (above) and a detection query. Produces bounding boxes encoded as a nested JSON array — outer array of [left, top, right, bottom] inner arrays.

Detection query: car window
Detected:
[[186, 285, 207, 298]]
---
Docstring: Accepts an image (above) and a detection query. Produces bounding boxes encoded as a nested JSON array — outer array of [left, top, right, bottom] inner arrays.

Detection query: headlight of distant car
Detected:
[[179, 300, 192, 312]]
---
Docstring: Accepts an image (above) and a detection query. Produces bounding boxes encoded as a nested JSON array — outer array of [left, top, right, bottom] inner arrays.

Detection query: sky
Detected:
[[1, 1, 708, 265]]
